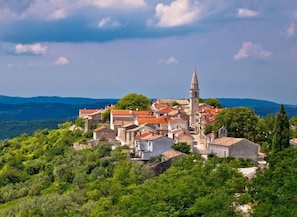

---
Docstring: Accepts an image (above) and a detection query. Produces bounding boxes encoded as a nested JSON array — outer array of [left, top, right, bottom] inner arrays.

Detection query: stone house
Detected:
[[79, 109, 104, 131], [93, 126, 116, 142], [135, 133, 175, 161], [135, 116, 168, 136], [110, 109, 151, 131], [167, 118, 188, 139], [208, 137, 259, 162], [153, 99, 190, 114], [117, 123, 138, 144], [126, 124, 156, 146], [175, 132, 194, 146]]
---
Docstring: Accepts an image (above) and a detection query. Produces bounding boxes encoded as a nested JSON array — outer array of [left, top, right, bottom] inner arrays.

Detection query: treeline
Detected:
[[0, 121, 296, 216], [0, 119, 68, 140]]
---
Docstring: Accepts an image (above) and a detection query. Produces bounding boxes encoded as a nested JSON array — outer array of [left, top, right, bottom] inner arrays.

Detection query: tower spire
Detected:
[[191, 69, 199, 90], [189, 68, 199, 130]]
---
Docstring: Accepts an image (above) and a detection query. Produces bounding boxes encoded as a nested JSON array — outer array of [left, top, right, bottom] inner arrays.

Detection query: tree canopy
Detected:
[[272, 104, 290, 154], [115, 93, 151, 110], [205, 98, 222, 108], [214, 107, 259, 141], [172, 142, 191, 154], [251, 147, 297, 216]]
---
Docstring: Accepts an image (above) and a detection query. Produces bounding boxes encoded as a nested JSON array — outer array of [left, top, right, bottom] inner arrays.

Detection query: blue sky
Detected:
[[0, 0, 296, 104]]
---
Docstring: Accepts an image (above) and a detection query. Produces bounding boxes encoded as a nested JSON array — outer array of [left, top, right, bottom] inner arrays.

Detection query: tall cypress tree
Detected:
[[272, 104, 290, 153]]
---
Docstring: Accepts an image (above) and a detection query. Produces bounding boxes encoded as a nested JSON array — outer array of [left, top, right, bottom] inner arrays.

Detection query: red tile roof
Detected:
[[167, 117, 186, 123], [155, 108, 172, 113], [135, 132, 151, 140], [137, 116, 167, 124], [176, 132, 194, 140], [79, 109, 100, 114], [111, 110, 151, 116], [93, 126, 107, 132]]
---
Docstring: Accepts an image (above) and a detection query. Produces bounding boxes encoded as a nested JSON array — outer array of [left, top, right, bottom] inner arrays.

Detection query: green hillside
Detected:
[[0, 124, 296, 216]]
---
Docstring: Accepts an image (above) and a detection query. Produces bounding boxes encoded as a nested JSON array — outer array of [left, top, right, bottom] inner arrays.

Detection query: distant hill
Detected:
[[218, 98, 297, 118], [0, 95, 296, 120], [0, 95, 296, 140], [0, 95, 118, 105]]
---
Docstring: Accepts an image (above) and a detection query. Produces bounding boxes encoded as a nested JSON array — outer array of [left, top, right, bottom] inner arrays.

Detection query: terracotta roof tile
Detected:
[[79, 109, 100, 114], [111, 110, 151, 116], [137, 116, 167, 124], [135, 132, 151, 140], [155, 108, 172, 113], [93, 126, 107, 132], [176, 132, 194, 139], [168, 118, 186, 123]]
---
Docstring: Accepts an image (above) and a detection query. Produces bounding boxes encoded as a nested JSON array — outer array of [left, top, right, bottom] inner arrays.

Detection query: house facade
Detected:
[[135, 134, 175, 160], [93, 126, 116, 142], [79, 109, 104, 131], [208, 137, 259, 162], [167, 118, 188, 139], [110, 110, 151, 130]]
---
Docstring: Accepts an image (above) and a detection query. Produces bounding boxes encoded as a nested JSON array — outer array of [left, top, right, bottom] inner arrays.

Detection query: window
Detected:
[[194, 91, 198, 98]]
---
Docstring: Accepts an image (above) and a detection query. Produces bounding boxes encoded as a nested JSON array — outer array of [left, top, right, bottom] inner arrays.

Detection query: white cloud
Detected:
[[15, 43, 47, 55], [88, 0, 146, 9], [55, 56, 69, 65], [233, 42, 271, 60], [237, 8, 259, 18], [48, 9, 66, 20], [166, 56, 179, 64], [159, 56, 179, 64], [155, 0, 201, 27], [98, 17, 120, 28]]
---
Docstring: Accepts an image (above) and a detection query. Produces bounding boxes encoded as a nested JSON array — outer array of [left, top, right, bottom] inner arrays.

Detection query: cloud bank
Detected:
[[233, 42, 271, 60], [237, 8, 259, 18], [15, 43, 47, 55], [55, 56, 69, 65], [155, 0, 201, 27]]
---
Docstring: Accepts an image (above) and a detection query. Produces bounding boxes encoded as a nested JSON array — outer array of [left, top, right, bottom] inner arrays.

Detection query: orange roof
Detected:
[[168, 117, 187, 123], [137, 116, 167, 124], [135, 132, 151, 140], [79, 109, 100, 114], [93, 126, 107, 132], [153, 103, 169, 109], [155, 108, 172, 113], [111, 110, 151, 116], [176, 132, 194, 140]]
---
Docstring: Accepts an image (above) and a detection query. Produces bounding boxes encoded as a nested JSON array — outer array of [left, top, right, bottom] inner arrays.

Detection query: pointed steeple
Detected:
[[189, 68, 200, 130], [190, 69, 199, 90]]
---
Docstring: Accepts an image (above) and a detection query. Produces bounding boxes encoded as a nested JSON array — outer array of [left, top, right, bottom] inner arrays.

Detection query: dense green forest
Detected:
[[0, 119, 69, 140], [0, 120, 296, 216]]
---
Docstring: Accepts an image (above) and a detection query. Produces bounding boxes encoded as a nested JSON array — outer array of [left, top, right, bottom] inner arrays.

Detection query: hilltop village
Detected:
[[1, 70, 297, 216], [78, 70, 264, 169]]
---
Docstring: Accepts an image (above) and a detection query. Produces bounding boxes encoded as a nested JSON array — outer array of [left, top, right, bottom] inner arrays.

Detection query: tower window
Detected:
[[194, 91, 198, 98]]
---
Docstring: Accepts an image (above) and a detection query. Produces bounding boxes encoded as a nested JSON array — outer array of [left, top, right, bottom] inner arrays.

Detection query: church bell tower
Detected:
[[189, 69, 199, 130]]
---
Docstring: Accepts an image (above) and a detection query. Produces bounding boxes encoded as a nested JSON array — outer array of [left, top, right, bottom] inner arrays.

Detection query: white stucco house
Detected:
[[135, 133, 175, 161], [208, 137, 259, 162]]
